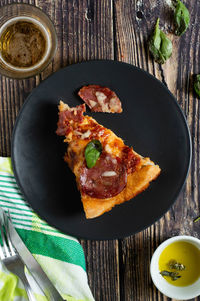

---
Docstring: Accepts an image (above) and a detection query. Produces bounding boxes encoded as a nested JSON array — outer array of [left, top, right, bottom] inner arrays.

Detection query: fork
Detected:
[[0, 210, 36, 301]]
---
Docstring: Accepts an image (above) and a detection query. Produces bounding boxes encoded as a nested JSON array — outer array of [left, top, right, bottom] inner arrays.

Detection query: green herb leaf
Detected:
[[194, 75, 200, 98], [160, 270, 172, 277], [168, 259, 185, 271], [174, 0, 190, 36], [194, 215, 200, 222], [171, 274, 182, 281], [85, 140, 102, 168], [160, 270, 181, 281], [149, 18, 172, 64]]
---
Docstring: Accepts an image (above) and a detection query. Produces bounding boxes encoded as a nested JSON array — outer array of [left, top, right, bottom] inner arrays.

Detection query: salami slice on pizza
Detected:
[[56, 101, 161, 219]]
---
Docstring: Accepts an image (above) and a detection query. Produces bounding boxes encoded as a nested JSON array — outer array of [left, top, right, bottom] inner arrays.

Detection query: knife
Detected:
[[7, 212, 64, 301]]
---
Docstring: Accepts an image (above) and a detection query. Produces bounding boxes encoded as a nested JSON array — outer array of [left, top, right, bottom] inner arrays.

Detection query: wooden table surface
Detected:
[[0, 0, 199, 300]]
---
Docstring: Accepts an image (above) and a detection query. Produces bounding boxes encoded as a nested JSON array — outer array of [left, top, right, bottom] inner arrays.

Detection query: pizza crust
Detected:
[[81, 162, 160, 219]]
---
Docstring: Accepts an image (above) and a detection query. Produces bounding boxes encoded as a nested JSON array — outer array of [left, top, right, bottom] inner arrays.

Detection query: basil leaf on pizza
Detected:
[[85, 140, 102, 168]]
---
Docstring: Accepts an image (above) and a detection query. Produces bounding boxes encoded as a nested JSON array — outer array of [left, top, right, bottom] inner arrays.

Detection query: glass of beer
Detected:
[[0, 3, 57, 79]]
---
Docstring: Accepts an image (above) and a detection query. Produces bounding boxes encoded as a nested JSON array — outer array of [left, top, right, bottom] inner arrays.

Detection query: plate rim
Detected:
[[11, 60, 192, 240]]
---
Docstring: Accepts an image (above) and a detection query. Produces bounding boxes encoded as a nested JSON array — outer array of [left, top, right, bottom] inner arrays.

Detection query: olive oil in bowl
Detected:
[[159, 241, 200, 286], [150, 236, 200, 300]]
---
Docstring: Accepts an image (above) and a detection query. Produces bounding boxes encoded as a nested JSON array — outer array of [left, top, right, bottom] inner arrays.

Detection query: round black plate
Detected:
[[11, 60, 191, 240]]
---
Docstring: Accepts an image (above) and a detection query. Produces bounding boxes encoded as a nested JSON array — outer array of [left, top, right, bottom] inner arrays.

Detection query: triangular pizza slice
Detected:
[[56, 101, 161, 219]]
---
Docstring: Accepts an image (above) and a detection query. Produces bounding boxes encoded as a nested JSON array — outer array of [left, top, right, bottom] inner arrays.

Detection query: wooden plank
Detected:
[[82, 239, 120, 301], [0, 1, 119, 300], [114, 0, 199, 300], [0, 0, 39, 157], [1, 0, 199, 300], [65, 1, 119, 299]]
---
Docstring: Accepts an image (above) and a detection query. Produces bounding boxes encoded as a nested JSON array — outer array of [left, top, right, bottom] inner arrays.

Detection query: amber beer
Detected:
[[0, 16, 51, 71]]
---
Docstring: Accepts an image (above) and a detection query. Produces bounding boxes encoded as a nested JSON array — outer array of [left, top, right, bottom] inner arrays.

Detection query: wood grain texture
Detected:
[[114, 0, 200, 300], [0, 0, 119, 300], [0, 0, 200, 300]]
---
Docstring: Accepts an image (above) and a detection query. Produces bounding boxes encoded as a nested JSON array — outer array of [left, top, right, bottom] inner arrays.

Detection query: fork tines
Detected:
[[0, 208, 16, 259]]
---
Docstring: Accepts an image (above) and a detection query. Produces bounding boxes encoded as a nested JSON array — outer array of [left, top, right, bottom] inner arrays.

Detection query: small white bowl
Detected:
[[150, 235, 200, 300]]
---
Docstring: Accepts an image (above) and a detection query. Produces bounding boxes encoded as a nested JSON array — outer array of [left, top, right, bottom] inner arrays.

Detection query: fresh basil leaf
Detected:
[[160, 270, 171, 277], [168, 259, 185, 271], [160, 270, 181, 281], [174, 0, 190, 36], [171, 274, 181, 281], [149, 18, 172, 64], [85, 140, 102, 168], [194, 75, 200, 98]]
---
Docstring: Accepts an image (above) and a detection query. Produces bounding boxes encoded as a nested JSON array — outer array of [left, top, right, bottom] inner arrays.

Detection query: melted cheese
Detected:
[[102, 171, 117, 177], [89, 100, 96, 108], [95, 91, 107, 102], [104, 144, 112, 154], [74, 130, 82, 136], [80, 130, 91, 139], [110, 97, 120, 112], [95, 92, 109, 112]]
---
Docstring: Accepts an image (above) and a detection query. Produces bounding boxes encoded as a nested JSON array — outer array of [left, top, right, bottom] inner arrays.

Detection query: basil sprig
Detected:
[[174, 0, 190, 36], [149, 18, 172, 64], [84, 140, 102, 168], [160, 270, 181, 281], [168, 259, 185, 271], [194, 75, 200, 98]]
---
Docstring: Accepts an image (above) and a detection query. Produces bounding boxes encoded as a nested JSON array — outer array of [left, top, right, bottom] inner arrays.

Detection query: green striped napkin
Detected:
[[0, 157, 94, 301]]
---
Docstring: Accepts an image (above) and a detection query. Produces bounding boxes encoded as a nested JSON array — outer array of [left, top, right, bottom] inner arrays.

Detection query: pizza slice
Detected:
[[56, 101, 161, 219]]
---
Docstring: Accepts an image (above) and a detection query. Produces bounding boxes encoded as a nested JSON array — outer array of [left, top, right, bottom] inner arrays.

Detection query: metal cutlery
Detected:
[[0, 209, 36, 301], [6, 209, 64, 300]]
